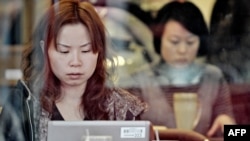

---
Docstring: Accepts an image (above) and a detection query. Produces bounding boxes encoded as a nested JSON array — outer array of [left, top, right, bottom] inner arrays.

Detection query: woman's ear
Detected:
[[40, 40, 45, 53]]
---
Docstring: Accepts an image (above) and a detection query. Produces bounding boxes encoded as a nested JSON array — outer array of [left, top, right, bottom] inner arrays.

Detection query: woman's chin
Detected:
[[172, 63, 190, 69]]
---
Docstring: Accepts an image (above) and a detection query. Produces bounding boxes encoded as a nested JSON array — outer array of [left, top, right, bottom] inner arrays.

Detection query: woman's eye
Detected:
[[81, 48, 92, 53], [57, 49, 69, 54], [170, 40, 179, 45], [60, 51, 69, 53], [187, 41, 194, 45], [57, 46, 69, 53], [58, 49, 69, 53]]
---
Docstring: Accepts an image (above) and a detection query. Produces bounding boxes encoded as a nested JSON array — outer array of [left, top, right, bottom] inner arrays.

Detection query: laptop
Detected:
[[47, 120, 154, 141]]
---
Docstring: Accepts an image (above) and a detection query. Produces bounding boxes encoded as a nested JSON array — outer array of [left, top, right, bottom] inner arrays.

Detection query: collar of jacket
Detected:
[[16, 80, 32, 101]]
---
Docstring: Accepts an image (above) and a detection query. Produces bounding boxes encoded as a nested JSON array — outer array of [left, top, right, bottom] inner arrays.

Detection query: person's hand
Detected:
[[206, 114, 235, 137]]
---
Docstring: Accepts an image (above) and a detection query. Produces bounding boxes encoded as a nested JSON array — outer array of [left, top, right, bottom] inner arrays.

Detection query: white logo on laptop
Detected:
[[120, 127, 146, 138]]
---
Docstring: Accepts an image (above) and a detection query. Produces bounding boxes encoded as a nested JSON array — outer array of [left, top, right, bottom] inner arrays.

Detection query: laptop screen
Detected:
[[47, 120, 154, 141]]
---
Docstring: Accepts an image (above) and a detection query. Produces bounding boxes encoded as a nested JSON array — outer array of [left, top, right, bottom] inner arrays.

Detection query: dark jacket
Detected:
[[0, 80, 35, 141]]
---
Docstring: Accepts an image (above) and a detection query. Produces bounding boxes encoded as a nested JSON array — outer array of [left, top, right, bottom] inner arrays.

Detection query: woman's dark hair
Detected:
[[153, 1, 209, 56], [22, 0, 110, 119]]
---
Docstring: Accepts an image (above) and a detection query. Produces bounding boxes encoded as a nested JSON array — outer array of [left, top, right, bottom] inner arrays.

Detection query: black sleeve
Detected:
[[0, 89, 25, 141]]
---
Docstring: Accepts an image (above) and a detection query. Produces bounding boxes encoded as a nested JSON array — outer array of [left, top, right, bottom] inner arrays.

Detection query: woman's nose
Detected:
[[177, 43, 187, 54], [69, 51, 82, 67]]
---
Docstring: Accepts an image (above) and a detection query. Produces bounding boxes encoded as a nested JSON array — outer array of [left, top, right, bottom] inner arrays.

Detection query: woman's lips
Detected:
[[67, 73, 82, 79], [176, 59, 188, 64]]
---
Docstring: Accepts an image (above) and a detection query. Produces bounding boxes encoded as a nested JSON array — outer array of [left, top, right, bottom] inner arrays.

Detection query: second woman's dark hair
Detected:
[[153, 1, 209, 56]]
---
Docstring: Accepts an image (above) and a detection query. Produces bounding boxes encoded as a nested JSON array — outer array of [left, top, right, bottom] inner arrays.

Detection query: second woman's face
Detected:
[[48, 23, 98, 87], [161, 20, 200, 68]]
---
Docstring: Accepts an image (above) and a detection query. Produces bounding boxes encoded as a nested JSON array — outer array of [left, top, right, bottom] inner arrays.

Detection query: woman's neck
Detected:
[[55, 84, 86, 121], [160, 62, 203, 86], [59, 83, 86, 103]]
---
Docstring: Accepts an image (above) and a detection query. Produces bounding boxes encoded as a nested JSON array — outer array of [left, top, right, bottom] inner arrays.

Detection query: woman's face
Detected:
[[48, 23, 98, 87], [161, 20, 200, 68]]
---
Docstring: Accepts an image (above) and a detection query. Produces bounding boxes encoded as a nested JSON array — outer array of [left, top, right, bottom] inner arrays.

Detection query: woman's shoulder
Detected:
[[1, 80, 28, 103], [112, 88, 145, 102], [8, 80, 35, 103], [203, 63, 224, 78], [111, 88, 147, 109], [107, 87, 148, 118]]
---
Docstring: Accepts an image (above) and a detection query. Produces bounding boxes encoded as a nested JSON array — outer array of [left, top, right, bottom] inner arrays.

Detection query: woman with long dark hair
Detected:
[[0, 1, 147, 141]]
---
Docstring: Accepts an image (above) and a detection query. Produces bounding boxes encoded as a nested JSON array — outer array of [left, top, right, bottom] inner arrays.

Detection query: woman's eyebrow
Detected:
[[56, 42, 91, 48], [187, 34, 198, 39], [80, 42, 91, 48], [56, 43, 70, 48]]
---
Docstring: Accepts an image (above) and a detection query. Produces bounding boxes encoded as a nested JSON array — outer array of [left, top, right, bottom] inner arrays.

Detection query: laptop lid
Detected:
[[47, 120, 154, 141]]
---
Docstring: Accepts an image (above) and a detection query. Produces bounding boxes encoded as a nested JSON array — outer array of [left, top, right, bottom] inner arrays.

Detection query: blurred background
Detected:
[[0, 0, 249, 132]]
